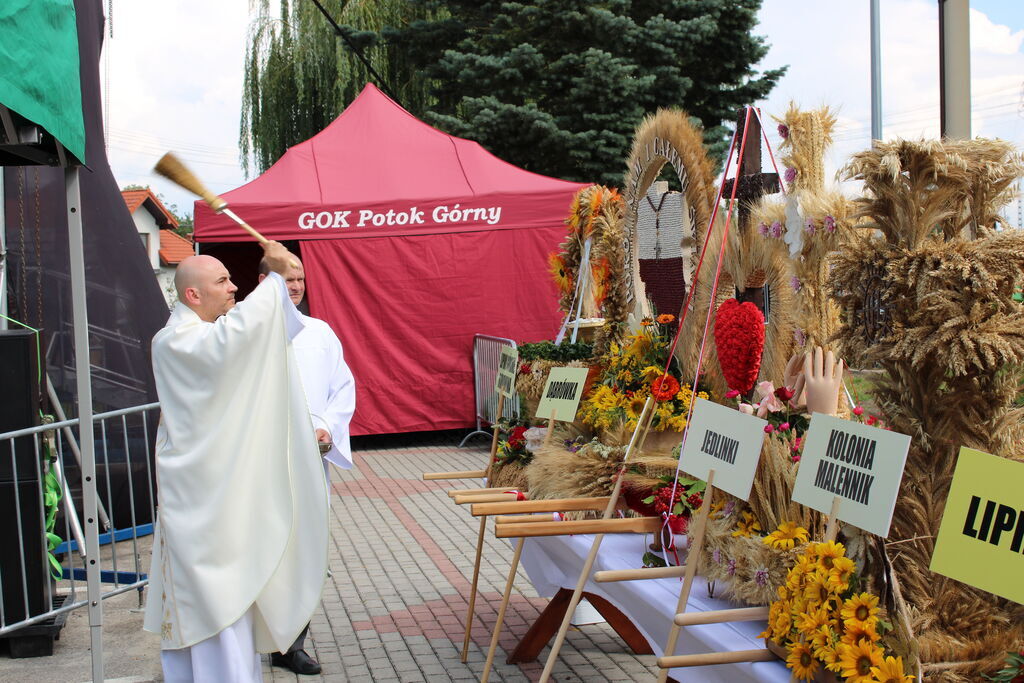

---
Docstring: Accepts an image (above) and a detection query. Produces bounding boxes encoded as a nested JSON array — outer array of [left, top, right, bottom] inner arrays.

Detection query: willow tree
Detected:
[[240, 0, 433, 175]]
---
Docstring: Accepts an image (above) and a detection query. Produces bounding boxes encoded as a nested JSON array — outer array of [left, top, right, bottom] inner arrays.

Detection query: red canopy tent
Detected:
[[194, 83, 587, 435]]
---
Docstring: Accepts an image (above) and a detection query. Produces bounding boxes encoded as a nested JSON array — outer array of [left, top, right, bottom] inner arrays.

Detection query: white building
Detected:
[[121, 188, 194, 306]]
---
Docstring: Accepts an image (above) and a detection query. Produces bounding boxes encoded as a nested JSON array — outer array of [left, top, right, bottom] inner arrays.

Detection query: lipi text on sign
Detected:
[[812, 429, 876, 506], [962, 496, 1024, 554]]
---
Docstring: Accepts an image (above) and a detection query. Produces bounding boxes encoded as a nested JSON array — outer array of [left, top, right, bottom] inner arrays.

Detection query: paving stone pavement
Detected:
[[268, 429, 661, 682]]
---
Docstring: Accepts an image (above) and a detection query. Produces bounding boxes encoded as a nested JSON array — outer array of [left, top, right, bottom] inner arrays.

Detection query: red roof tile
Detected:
[[121, 188, 179, 229], [159, 229, 194, 266]]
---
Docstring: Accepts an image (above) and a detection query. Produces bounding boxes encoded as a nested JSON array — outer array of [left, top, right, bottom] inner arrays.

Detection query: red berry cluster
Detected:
[[652, 485, 682, 515]]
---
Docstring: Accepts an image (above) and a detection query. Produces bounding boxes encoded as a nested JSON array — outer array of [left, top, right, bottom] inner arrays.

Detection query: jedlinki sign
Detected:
[[297, 203, 503, 230]]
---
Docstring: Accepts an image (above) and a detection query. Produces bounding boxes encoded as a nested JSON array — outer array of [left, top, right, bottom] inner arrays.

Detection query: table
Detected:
[[516, 533, 791, 682]]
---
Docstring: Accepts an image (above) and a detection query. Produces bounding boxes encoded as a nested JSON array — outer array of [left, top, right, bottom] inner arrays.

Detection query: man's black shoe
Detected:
[[271, 650, 322, 675]]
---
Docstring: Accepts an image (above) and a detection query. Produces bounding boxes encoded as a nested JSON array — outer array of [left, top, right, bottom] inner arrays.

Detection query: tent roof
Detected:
[[195, 83, 585, 242]]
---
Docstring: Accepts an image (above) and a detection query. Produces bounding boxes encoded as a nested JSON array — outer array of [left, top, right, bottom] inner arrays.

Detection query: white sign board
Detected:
[[535, 367, 590, 422], [792, 413, 911, 537], [679, 398, 768, 501], [494, 346, 519, 399]]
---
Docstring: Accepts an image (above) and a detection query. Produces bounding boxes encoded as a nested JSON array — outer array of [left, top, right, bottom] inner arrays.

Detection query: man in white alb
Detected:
[[144, 242, 328, 683], [257, 255, 356, 675]]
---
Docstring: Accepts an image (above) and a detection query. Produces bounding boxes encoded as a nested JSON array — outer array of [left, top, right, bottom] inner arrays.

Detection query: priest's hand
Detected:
[[262, 240, 295, 275], [315, 428, 331, 443]]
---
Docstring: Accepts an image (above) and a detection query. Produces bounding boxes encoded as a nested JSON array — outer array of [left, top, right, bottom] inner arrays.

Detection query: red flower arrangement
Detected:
[[713, 299, 765, 395], [651, 374, 681, 401]]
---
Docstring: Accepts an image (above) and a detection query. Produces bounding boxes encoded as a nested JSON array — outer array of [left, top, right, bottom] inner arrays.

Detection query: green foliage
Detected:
[[240, 0, 434, 175], [517, 340, 593, 363], [382, 0, 784, 184], [239, 0, 784, 182], [983, 650, 1024, 682]]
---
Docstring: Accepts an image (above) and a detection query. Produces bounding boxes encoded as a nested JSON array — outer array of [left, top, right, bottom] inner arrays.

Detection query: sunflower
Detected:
[[548, 252, 572, 292], [816, 636, 843, 673], [592, 258, 611, 306], [802, 570, 836, 607], [840, 593, 880, 630], [763, 521, 810, 550], [841, 619, 881, 646], [795, 605, 831, 637], [786, 641, 819, 681], [808, 541, 846, 570], [838, 640, 884, 683], [624, 393, 648, 420], [870, 655, 914, 683], [732, 510, 762, 537], [826, 555, 856, 593]]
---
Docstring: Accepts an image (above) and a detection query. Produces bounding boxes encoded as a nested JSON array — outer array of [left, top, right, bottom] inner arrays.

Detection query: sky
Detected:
[[101, 1, 1024, 222]]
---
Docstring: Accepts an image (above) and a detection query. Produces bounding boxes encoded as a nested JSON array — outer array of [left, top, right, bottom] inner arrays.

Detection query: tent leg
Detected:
[[66, 167, 104, 682]]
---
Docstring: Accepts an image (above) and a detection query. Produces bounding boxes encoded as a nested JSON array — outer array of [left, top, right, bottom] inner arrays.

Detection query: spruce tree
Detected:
[[382, 0, 784, 184]]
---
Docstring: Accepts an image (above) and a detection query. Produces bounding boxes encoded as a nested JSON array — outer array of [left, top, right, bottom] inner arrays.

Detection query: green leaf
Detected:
[[672, 502, 684, 516], [641, 495, 655, 504], [642, 551, 667, 568]]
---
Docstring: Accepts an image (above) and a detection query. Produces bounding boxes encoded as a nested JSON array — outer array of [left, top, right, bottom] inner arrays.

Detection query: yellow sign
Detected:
[[535, 367, 589, 422], [930, 447, 1024, 605]]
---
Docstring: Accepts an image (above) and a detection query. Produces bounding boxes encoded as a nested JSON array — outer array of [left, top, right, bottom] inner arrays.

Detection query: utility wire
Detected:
[[307, 0, 401, 106]]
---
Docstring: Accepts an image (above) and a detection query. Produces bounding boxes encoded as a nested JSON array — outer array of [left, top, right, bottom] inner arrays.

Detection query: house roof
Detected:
[[159, 229, 193, 266], [121, 188, 179, 229]]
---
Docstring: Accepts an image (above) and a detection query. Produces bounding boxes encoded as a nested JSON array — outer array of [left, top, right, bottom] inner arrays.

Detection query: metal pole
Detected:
[[939, 0, 971, 139], [0, 170, 7, 330], [870, 0, 883, 143], [65, 167, 103, 682]]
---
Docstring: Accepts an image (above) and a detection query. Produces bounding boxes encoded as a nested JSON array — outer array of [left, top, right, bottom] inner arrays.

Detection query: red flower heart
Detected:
[[713, 298, 765, 395]]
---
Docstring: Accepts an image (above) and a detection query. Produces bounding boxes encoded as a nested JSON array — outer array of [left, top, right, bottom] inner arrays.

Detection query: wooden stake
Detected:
[[480, 537, 525, 683], [495, 516, 660, 539], [447, 486, 511, 497], [593, 565, 688, 582], [537, 397, 654, 683], [543, 408, 557, 446], [656, 469, 716, 682], [470, 497, 610, 517], [673, 606, 768, 627], [453, 492, 525, 505], [423, 470, 487, 481], [824, 496, 842, 543], [658, 648, 775, 668], [493, 513, 556, 524], [461, 393, 505, 662]]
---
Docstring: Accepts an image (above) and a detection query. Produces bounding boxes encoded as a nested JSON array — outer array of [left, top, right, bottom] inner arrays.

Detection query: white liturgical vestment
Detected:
[[293, 314, 355, 470], [143, 273, 329, 655]]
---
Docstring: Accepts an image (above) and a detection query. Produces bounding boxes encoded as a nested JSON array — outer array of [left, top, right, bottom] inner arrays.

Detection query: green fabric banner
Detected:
[[0, 0, 85, 162]]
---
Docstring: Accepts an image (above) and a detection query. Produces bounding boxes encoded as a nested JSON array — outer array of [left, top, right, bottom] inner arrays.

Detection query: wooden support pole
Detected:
[[656, 470, 716, 683], [673, 606, 769, 627], [480, 537, 526, 683], [824, 496, 842, 543], [470, 497, 610, 517], [493, 513, 558, 525], [461, 393, 504, 662], [593, 565, 688, 582], [423, 470, 487, 480], [538, 397, 654, 683], [453, 492, 526, 505], [657, 648, 775, 669], [495, 517, 661, 539], [461, 516, 488, 662], [543, 408, 557, 446], [447, 486, 512, 498]]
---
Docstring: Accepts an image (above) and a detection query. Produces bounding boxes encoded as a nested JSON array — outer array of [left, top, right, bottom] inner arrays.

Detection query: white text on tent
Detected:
[[297, 205, 503, 230]]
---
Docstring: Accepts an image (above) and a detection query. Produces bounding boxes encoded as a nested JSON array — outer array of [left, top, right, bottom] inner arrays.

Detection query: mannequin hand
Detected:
[[783, 352, 806, 408], [802, 346, 844, 416]]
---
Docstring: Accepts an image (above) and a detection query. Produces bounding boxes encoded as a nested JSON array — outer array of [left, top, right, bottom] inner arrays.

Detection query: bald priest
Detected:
[[143, 242, 328, 682]]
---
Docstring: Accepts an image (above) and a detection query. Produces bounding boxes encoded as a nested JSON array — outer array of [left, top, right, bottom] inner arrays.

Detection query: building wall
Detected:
[[131, 209, 161, 270]]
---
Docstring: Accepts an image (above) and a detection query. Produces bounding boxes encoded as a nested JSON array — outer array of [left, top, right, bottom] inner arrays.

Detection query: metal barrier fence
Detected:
[[458, 335, 520, 447], [0, 402, 159, 663]]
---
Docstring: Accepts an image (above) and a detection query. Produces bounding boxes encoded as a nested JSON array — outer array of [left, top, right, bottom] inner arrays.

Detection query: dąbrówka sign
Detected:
[[535, 367, 590, 422]]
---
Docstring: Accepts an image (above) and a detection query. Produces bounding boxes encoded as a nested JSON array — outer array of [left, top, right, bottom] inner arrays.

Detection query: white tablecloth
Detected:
[[519, 533, 790, 682]]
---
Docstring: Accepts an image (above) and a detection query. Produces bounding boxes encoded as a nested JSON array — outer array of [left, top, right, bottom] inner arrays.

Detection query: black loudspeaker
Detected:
[[0, 329, 41, 483], [0, 330, 48, 627], [0, 479, 48, 626]]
